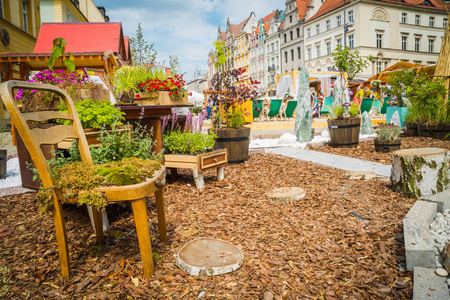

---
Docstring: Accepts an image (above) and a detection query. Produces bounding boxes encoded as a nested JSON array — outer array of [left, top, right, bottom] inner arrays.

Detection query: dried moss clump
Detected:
[[36, 158, 162, 213]]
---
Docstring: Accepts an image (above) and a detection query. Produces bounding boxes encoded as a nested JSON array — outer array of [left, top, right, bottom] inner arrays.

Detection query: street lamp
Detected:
[[343, 0, 353, 47]]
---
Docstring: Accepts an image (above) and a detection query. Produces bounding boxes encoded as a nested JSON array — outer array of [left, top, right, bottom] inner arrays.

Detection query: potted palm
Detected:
[[209, 40, 259, 162], [374, 123, 402, 152], [328, 45, 372, 147]]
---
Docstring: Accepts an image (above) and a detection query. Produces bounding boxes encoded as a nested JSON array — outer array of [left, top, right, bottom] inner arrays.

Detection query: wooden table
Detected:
[[117, 104, 192, 153]]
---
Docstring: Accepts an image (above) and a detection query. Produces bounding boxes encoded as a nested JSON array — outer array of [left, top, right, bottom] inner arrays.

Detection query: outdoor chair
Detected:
[[381, 97, 390, 114], [320, 97, 333, 115], [370, 99, 382, 116], [284, 100, 297, 119], [360, 97, 374, 115], [267, 99, 282, 119], [0, 81, 167, 278], [252, 99, 263, 120]]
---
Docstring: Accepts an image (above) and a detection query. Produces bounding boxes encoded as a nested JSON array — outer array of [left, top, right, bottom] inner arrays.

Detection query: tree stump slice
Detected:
[[343, 171, 376, 180], [266, 187, 306, 201], [175, 238, 244, 276], [390, 148, 449, 198]]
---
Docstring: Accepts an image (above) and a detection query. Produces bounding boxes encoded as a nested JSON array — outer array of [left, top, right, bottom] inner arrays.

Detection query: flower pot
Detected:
[[374, 138, 401, 153], [327, 118, 361, 147], [417, 124, 450, 140], [403, 122, 418, 137], [135, 91, 188, 106], [212, 127, 250, 163], [0, 149, 6, 179]]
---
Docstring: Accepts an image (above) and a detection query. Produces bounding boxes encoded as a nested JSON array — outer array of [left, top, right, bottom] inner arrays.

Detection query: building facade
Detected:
[[264, 10, 285, 96], [40, 0, 108, 23], [304, 0, 447, 79]]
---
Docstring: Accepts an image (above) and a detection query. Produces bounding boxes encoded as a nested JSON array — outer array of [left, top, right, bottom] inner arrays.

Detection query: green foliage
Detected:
[[130, 23, 158, 67], [331, 45, 373, 91], [96, 165, 141, 185], [48, 37, 75, 73], [164, 131, 217, 155], [376, 123, 402, 142], [349, 103, 360, 118], [213, 40, 230, 69], [331, 105, 345, 119], [226, 108, 245, 128], [58, 99, 125, 129], [387, 69, 416, 107]]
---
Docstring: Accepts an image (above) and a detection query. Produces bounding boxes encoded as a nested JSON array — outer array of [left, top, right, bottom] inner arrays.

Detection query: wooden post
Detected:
[[155, 188, 167, 242], [391, 148, 450, 198], [217, 166, 225, 181], [192, 170, 205, 190]]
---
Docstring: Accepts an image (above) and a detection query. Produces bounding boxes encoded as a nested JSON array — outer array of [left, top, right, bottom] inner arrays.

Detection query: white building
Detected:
[[264, 10, 285, 96], [304, 0, 447, 79]]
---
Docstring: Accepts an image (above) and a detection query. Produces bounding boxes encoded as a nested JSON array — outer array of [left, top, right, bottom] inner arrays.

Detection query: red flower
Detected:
[[169, 92, 172, 96], [135, 94, 141, 100]]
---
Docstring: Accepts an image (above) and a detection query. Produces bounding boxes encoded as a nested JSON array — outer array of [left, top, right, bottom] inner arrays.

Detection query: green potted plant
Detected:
[[328, 45, 372, 147], [374, 123, 402, 152], [162, 110, 226, 190], [386, 69, 416, 129], [208, 40, 259, 162], [0, 127, 11, 179]]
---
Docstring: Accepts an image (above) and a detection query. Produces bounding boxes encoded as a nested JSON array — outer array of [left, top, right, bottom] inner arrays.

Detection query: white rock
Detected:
[[436, 268, 448, 277], [198, 291, 206, 298], [278, 133, 297, 145], [321, 129, 329, 138]]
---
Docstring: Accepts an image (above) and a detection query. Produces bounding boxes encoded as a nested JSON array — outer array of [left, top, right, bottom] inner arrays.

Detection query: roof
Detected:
[[221, 31, 226, 41], [230, 16, 250, 37], [263, 11, 277, 23], [366, 61, 424, 82], [34, 23, 128, 61], [297, 0, 311, 20], [306, 0, 445, 22], [279, 21, 285, 30]]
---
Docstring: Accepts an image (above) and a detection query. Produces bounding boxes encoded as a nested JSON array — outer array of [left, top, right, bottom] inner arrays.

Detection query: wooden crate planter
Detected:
[[164, 149, 227, 190], [135, 91, 188, 106]]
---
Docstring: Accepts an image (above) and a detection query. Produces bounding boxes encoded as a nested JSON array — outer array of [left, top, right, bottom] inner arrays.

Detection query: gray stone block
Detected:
[[403, 218, 435, 270], [422, 189, 450, 213], [413, 267, 450, 300], [405, 201, 437, 225]]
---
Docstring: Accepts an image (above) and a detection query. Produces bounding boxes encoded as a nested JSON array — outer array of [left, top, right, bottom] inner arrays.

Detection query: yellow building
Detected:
[[40, 0, 108, 23], [234, 30, 250, 86]]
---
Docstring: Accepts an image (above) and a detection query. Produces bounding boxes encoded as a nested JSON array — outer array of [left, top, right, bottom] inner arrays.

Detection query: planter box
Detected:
[[327, 118, 361, 147], [135, 91, 188, 106], [164, 149, 227, 172], [418, 124, 450, 140], [164, 149, 227, 189], [404, 122, 418, 137], [374, 138, 401, 153], [386, 107, 408, 128]]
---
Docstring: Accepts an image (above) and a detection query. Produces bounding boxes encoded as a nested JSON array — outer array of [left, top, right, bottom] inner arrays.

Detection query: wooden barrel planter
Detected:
[[417, 124, 450, 140], [327, 118, 361, 147], [403, 122, 418, 137], [374, 138, 401, 153], [212, 127, 250, 163], [0, 149, 6, 179]]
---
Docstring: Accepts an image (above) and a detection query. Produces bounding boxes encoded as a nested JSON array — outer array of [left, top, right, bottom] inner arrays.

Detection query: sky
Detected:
[[93, 0, 287, 82]]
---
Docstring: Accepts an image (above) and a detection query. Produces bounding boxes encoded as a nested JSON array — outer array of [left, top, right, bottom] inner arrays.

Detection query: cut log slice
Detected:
[[175, 238, 244, 276], [343, 171, 376, 180], [266, 187, 306, 201]]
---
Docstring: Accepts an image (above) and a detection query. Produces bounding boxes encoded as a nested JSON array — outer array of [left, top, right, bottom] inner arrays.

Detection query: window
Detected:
[[285, 52, 288, 63], [326, 20, 330, 30], [429, 17, 435, 27], [307, 28, 311, 38], [337, 15, 342, 26], [290, 15, 292, 23], [296, 28, 300, 38], [291, 49, 294, 61], [308, 48, 312, 60], [316, 45, 321, 57], [401, 13, 407, 24], [327, 42, 331, 55], [415, 37, 420, 51], [415, 15, 420, 25], [376, 61, 382, 73], [297, 47, 301, 59], [284, 34, 287, 43], [348, 10, 354, 22], [337, 38, 342, 47], [316, 24, 320, 34], [429, 39, 434, 52], [376, 34, 382, 48], [444, 18, 448, 28], [22, 0, 28, 33], [271, 43, 274, 52], [349, 35, 354, 49], [290, 31, 293, 40], [401, 36, 407, 50]]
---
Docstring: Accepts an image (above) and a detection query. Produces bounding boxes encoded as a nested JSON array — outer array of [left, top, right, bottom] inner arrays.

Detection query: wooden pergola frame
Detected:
[[0, 50, 120, 82]]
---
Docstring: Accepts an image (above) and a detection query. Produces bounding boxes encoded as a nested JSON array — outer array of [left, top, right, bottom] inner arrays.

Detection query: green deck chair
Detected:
[[267, 99, 282, 118], [320, 97, 333, 115], [360, 98, 373, 114], [371, 99, 381, 115], [380, 97, 390, 114], [284, 101, 297, 118], [252, 99, 263, 119]]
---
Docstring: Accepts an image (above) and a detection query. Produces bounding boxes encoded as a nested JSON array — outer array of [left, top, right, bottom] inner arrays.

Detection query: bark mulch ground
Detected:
[[308, 136, 450, 165], [0, 153, 415, 299]]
